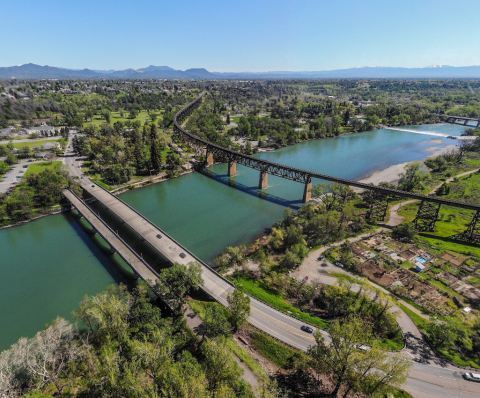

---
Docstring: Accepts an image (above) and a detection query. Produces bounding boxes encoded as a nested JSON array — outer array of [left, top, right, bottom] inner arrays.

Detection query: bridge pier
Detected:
[[206, 150, 214, 165], [477, 120, 480, 128], [109, 246, 116, 255], [464, 119, 469, 126], [462, 210, 480, 242], [414, 201, 441, 232], [302, 178, 312, 203], [259, 171, 268, 189], [228, 161, 237, 177]]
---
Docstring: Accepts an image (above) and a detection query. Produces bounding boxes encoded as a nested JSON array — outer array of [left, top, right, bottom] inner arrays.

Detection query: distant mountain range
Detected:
[[1, 63, 480, 79]]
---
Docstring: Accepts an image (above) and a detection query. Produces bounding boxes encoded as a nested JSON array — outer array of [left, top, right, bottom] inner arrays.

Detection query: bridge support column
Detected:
[[414, 201, 441, 232], [90, 228, 97, 236], [206, 150, 213, 165], [303, 178, 312, 203], [462, 210, 480, 242], [109, 246, 116, 255], [228, 161, 237, 177], [259, 171, 268, 189], [477, 121, 480, 128], [464, 119, 469, 126]]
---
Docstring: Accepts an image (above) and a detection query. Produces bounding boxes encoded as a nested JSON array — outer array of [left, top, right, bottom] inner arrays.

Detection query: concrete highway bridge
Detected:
[[174, 94, 480, 241], [433, 113, 480, 128]]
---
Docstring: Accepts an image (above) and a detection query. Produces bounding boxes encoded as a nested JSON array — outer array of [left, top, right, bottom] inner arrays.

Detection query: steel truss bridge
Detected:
[[173, 94, 480, 242]]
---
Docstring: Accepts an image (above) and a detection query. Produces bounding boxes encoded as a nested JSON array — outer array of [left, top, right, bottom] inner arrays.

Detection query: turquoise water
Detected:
[[0, 123, 467, 352]]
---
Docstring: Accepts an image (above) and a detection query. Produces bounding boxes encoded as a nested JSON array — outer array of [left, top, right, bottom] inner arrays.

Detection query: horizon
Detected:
[[6, 62, 480, 74]]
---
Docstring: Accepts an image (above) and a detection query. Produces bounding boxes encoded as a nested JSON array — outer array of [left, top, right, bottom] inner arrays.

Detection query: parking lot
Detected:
[[0, 159, 40, 194]]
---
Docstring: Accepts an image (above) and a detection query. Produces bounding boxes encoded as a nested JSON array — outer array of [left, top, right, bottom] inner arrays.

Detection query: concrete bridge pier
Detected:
[[206, 150, 214, 165], [109, 246, 116, 255], [303, 178, 312, 203], [477, 120, 480, 128], [464, 119, 469, 126], [259, 171, 268, 189], [228, 161, 237, 177]]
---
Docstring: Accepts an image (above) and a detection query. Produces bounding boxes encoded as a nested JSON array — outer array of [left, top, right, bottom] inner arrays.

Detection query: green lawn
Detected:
[[1, 139, 60, 149], [84, 110, 153, 128], [250, 329, 300, 369], [398, 203, 480, 259], [24, 161, 63, 176]]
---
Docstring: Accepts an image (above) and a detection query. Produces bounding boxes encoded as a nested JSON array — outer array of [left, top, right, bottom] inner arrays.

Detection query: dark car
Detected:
[[301, 325, 314, 333], [179, 253, 186, 259]]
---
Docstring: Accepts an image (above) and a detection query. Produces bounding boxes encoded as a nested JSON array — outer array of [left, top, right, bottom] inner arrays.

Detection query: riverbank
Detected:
[[356, 143, 458, 187]]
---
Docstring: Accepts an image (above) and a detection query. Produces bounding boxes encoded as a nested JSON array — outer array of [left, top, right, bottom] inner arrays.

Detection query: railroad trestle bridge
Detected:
[[173, 94, 480, 242]]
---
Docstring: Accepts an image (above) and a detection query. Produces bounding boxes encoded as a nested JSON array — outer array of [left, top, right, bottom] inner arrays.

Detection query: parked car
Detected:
[[463, 372, 480, 382], [356, 344, 372, 352], [335, 262, 344, 268], [301, 325, 314, 333]]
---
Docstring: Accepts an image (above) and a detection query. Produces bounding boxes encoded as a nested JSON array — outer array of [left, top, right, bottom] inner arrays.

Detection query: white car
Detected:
[[464, 372, 480, 383]]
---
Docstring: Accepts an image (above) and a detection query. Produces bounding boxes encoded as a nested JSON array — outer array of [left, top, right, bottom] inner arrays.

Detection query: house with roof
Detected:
[[25, 126, 56, 136]]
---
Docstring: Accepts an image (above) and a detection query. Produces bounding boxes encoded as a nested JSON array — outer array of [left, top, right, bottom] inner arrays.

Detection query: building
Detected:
[[25, 126, 56, 136], [415, 262, 426, 272]]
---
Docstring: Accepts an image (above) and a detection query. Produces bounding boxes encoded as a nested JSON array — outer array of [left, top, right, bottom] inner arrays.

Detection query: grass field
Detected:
[[24, 161, 63, 176], [0, 139, 60, 149], [84, 110, 154, 128], [398, 203, 480, 259]]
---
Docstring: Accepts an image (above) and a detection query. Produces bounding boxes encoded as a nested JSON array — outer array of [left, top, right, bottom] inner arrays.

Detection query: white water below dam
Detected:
[[385, 127, 475, 140]]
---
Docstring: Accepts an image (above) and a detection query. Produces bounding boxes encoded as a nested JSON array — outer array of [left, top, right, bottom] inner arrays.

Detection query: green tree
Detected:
[[227, 287, 251, 331], [308, 316, 411, 398], [398, 161, 427, 192], [393, 222, 418, 241], [202, 305, 232, 338], [155, 262, 204, 312], [201, 337, 244, 393]]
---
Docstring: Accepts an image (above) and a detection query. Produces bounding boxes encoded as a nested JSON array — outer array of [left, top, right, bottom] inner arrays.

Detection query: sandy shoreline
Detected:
[[355, 144, 457, 187]]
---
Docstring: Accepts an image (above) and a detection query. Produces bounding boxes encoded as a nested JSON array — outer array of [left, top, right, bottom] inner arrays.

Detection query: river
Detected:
[[0, 123, 467, 351]]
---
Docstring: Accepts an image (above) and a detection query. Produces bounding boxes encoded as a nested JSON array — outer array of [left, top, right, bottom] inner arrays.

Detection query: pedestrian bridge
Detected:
[[63, 181, 318, 351]]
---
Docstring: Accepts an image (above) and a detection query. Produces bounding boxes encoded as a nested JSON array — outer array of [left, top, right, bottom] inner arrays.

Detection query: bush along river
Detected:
[[0, 123, 467, 351]]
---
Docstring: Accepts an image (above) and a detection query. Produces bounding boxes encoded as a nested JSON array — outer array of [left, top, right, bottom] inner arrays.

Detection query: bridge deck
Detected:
[[63, 189, 159, 282], [79, 181, 318, 350]]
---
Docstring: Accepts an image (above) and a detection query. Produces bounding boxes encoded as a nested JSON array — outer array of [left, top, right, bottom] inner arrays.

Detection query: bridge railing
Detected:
[[173, 94, 480, 212]]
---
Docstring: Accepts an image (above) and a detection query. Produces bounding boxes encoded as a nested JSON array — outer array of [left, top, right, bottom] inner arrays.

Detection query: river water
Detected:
[[0, 123, 467, 351]]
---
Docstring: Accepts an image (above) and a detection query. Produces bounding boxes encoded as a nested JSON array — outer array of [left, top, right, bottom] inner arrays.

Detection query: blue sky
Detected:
[[1, 0, 479, 72]]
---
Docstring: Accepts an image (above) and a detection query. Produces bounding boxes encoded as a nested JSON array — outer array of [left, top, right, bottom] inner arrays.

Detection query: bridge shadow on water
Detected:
[[198, 168, 303, 210], [62, 210, 137, 287]]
